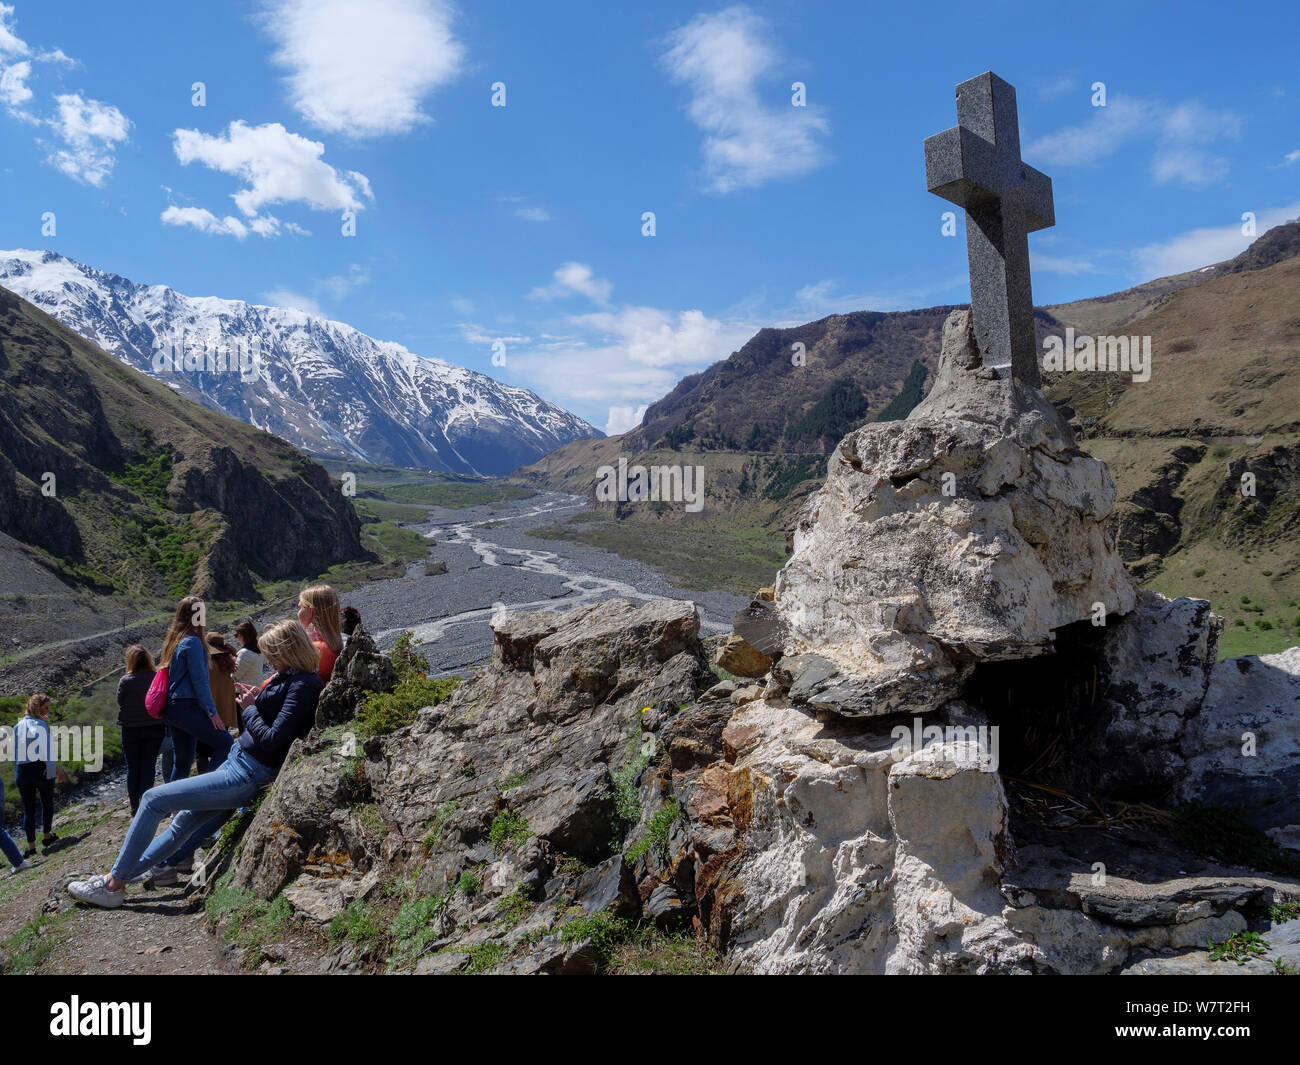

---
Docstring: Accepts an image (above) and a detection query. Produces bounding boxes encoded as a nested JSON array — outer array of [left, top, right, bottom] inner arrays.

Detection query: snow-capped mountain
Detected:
[[0, 249, 601, 476]]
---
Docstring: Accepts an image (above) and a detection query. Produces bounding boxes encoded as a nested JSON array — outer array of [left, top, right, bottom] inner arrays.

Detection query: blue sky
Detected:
[[1, 0, 1297, 435]]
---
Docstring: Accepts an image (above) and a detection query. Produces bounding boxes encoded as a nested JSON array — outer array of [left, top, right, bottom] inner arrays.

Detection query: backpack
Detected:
[[146, 637, 192, 719], [145, 667, 169, 719]]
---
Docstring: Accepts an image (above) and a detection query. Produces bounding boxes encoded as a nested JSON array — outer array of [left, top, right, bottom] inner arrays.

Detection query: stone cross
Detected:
[[925, 72, 1054, 389]]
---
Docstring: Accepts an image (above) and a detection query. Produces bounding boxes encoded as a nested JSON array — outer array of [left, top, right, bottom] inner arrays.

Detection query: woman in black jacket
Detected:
[[116, 645, 165, 815], [68, 620, 324, 909]]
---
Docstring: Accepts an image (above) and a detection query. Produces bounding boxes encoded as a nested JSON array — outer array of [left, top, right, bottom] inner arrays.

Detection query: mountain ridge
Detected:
[[0, 283, 365, 604], [0, 249, 602, 477]]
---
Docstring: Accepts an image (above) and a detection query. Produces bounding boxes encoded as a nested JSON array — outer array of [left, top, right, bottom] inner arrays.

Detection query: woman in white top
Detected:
[[232, 618, 266, 687]]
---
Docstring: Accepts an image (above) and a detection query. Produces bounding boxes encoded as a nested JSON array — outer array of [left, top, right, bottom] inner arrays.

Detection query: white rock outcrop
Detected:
[[773, 309, 1136, 718]]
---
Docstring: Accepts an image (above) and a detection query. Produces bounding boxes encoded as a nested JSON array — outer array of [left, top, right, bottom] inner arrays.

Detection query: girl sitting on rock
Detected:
[[298, 584, 343, 683], [67, 619, 325, 910]]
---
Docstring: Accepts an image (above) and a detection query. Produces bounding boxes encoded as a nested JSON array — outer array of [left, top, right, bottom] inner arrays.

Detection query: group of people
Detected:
[[3, 584, 362, 901]]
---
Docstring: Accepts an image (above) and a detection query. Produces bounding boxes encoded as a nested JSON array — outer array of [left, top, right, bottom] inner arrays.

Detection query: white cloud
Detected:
[[321, 263, 370, 298], [262, 288, 322, 314], [1030, 253, 1097, 275], [605, 404, 648, 436], [662, 5, 829, 193], [0, 3, 27, 57], [0, 8, 132, 183], [262, 0, 464, 137], [515, 206, 551, 222], [160, 205, 250, 239], [1026, 96, 1240, 189], [528, 262, 613, 306], [173, 120, 371, 215], [788, 275, 969, 318], [1026, 97, 1158, 166], [568, 306, 740, 369], [1132, 202, 1300, 277], [1283, 149, 1300, 166], [493, 263, 759, 428], [458, 323, 531, 346], [0, 57, 29, 105], [45, 93, 130, 185]]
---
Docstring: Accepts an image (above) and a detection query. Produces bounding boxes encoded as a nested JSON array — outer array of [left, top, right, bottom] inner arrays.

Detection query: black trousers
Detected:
[[120, 724, 167, 814], [15, 762, 54, 844]]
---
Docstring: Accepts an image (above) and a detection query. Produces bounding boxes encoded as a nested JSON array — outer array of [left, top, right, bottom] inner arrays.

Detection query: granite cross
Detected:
[[925, 71, 1054, 389]]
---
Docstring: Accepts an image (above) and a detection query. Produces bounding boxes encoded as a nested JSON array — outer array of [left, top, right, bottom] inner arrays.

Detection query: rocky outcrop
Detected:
[[1179, 645, 1300, 842], [215, 589, 1300, 975], [314, 626, 398, 729], [228, 599, 717, 969], [774, 310, 1136, 719]]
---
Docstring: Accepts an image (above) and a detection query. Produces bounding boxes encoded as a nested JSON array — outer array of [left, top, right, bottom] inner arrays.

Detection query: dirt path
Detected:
[[1, 781, 233, 975]]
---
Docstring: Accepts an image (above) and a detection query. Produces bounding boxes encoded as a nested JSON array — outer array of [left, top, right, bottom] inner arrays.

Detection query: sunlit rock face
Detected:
[[774, 309, 1137, 719]]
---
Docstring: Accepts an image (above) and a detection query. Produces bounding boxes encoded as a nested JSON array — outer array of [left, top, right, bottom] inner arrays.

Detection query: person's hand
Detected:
[[238, 688, 257, 710], [210, 714, 225, 731]]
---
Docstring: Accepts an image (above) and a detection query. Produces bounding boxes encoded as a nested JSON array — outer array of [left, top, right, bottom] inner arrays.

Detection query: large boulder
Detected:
[[1084, 592, 1221, 799], [1179, 645, 1300, 840], [773, 309, 1136, 718]]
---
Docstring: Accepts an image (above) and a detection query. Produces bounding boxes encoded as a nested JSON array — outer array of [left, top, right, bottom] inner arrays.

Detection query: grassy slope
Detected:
[[1047, 254, 1300, 656]]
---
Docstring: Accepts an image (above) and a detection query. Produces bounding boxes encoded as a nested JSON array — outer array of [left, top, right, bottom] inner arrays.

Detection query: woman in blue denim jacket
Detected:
[[68, 619, 324, 909], [157, 597, 233, 780]]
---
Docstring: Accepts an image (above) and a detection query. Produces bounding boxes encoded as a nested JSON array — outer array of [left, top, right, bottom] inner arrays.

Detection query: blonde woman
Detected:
[[298, 585, 343, 682], [68, 620, 324, 908], [14, 694, 66, 857]]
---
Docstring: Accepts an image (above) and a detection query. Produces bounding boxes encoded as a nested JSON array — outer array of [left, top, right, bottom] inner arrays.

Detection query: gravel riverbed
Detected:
[[342, 492, 752, 675]]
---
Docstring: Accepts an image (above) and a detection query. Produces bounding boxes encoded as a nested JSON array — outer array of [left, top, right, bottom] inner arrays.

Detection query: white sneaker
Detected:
[[172, 856, 194, 873], [67, 874, 125, 909], [9, 860, 30, 874]]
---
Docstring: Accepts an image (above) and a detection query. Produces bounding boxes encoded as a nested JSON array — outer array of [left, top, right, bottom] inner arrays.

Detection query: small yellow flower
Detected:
[[641, 706, 651, 713]]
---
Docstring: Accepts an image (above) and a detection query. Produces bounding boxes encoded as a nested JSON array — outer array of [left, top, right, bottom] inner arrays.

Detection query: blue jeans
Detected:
[[165, 697, 233, 781], [157, 808, 233, 869], [110, 746, 275, 882], [0, 779, 23, 867]]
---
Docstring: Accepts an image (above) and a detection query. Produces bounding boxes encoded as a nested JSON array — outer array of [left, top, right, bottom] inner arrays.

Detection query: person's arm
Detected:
[[179, 638, 222, 724], [239, 677, 319, 764], [42, 720, 56, 780]]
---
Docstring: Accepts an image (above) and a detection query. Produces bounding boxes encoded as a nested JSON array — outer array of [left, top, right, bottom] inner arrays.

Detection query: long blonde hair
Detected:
[[300, 585, 342, 654], [159, 597, 206, 669], [259, 620, 320, 675]]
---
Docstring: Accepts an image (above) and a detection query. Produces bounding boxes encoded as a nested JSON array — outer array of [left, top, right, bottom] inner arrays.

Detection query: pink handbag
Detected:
[[145, 667, 170, 719]]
